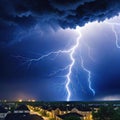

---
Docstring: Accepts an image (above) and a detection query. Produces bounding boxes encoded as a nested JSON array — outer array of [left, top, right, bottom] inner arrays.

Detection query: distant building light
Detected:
[[31, 100, 35, 102], [28, 99, 31, 102], [66, 104, 70, 106], [18, 99, 22, 102], [27, 99, 35, 102]]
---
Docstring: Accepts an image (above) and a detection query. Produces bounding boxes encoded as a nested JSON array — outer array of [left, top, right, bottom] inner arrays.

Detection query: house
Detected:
[[30, 104, 93, 120], [57, 112, 84, 120], [5, 104, 43, 120], [5, 113, 44, 120], [89, 105, 99, 113], [42, 105, 71, 120], [14, 105, 30, 114], [0, 106, 9, 119], [71, 107, 92, 120], [3, 105, 11, 111]]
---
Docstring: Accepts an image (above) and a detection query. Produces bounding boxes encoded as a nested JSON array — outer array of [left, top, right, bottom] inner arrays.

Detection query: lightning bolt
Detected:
[[104, 21, 120, 49], [66, 31, 81, 101], [85, 43, 96, 62], [14, 50, 71, 70], [80, 56, 95, 96], [111, 25, 120, 48], [15, 27, 96, 101], [15, 28, 81, 101], [49, 65, 69, 76]]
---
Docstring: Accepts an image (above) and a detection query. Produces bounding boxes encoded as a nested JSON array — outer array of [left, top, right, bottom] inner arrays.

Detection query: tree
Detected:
[[92, 105, 119, 120], [112, 107, 120, 120]]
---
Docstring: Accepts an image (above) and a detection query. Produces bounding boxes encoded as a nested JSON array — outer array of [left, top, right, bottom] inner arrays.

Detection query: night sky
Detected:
[[0, 0, 120, 101]]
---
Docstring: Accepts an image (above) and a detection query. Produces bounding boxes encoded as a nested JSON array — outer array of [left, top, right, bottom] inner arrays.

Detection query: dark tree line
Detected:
[[92, 105, 120, 120]]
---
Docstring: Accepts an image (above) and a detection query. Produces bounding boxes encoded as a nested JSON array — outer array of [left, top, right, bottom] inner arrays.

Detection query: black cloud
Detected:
[[0, 0, 120, 45]]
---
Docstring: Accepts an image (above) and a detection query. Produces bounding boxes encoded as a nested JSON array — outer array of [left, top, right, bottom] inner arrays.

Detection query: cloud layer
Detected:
[[0, 0, 120, 45], [1, 0, 120, 27]]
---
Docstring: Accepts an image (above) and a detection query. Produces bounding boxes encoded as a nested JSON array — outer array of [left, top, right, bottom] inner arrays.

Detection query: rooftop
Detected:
[[15, 105, 30, 111], [0, 106, 8, 113], [57, 112, 83, 119], [5, 113, 43, 120]]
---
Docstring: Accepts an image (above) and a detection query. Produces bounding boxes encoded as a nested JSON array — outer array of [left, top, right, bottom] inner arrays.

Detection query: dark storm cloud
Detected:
[[1, 0, 120, 27], [49, 0, 95, 11], [0, 0, 120, 45]]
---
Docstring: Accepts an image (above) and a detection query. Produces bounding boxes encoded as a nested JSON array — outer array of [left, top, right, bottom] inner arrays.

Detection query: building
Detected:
[[30, 103, 93, 120], [57, 112, 84, 120], [14, 105, 30, 114], [3, 105, 11, 111], [0, 106, 9, 119], [6, 104, 43, 120], [5, 113, 44, 120], [71, 107, 93, 120]]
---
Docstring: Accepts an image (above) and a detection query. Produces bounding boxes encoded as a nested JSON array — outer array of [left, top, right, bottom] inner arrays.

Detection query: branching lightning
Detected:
[[15, 27, 96, 101], [111, 25, 120, 49], [105, 21, 120, 49], [15, 29, 81, 101], [86, 43, 96, 62], [49, 65, 69, 76], [66, 31, 81, 101], [80, 56, 95, 95]]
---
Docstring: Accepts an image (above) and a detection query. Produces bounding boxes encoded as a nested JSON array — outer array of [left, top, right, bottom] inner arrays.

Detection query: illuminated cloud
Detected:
[[99, 95, 120, 101]]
